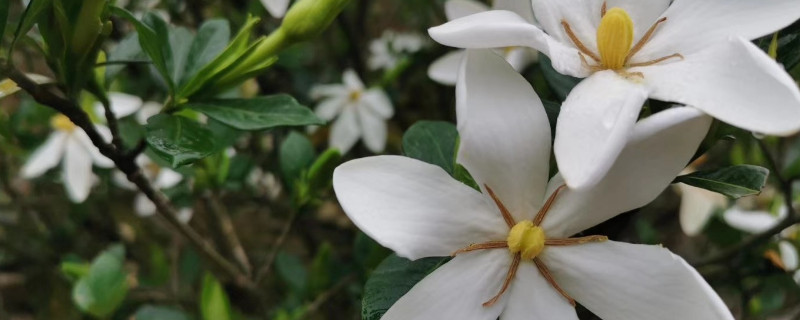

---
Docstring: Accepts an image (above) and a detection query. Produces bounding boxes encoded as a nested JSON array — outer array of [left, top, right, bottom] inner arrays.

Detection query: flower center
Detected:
[[596, 8, 634, 70], [50, 114, 77, 132], [507, 221, 546, 260], [348, 90, 361, 102]]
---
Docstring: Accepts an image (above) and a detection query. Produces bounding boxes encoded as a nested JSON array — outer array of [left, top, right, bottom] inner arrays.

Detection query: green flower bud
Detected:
[[70, 0, 108, 58], [281, 0, 350, 42]]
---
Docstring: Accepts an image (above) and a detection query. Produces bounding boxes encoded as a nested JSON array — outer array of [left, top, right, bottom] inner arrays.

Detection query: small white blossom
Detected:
[[368, 30, 426, 71], [260, 0, 291, 18], [113, 155, 189, 221]]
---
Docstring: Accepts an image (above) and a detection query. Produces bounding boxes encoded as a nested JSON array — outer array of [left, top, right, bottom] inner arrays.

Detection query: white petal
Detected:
[[74, 127, 115, 168], [103, 92, 143, 118], [795, 270, 800, 285], [543, 241, 733, 320], [457, 50, 552, 221], [332, 156, 506, 260], [113, 170, 137, 190], [554, 71, 648, 189], [134, 193, 157, 217], [329, 106, 360, 154], [314, 97, 347, 121], [356, 104, 388, 153], [155, 168, 183, 189], [63, 137, 96, 203], [177, 208, 194, 224], [428, 50, 465, 86], [678, 183, 728, 236], [639, 0, 800, 59], [382, 250, 509, 320], [493, 0, 535, 23], [342, 69, 364, 91], [428, 10, 588, 78], [644, 37, 800, 136], [780, 240, 799, 271], [310, 84, 347, 100], [361, 88, 393, 119], [723, 206, 786, 234], [260, 0, 290, 18], [543, 107, 712, 238], [136, 102, 162, 125], [500, 262, 578, 320], [445, 0, 488, 21], [21, 132, 68, 178], [504, 47, 538, 72]]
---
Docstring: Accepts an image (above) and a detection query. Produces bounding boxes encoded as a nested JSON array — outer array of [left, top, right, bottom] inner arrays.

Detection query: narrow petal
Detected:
[[356, 104, 388, 153], [113, 170, 136, 190], [310, 84, 347, 100], [542, 241, 733, 320], [75, 127, 115, 168], [723, 206, 787, 234], [315, 97, 347, 121], [155, 168, 183, 189], [428, 50, 465, 86], [678, 183, 728, 236], [134, 193, 157, 217], [333, 156, 506, 260], [342, 69, 364, 91], [98, 92, 143, 118], [428, 10, 588, 77], [136, 102, 162, 125], [543, 107, 712, 238], [445, 0, 489, 21], [21, 132, 68, 178], [639, 0, 800, 59], [457, 50, 552, 221], [260, 0, 290, 18], [329, 106, 360, 154], [362, 88, 394, 118], [493, 0, 535, 23], [63, 137, 95, 203], [644, 37, 800, 135], [500, 262, 578, 320], [382, 250, 509, 320], [177, 208, 194, 224], [780, 240, 799, 271], [553, 70, 649, 189], [504, 47, 538, 72]]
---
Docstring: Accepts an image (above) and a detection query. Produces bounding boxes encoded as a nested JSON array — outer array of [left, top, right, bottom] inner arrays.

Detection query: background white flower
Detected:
[[113, 155, 189, 221], [368, 30, 426, 71], [724, 205, 798, 274], [311, 69, 393, 154], [94, 92, 143, 119], [21, 115, 115, 203], [260, 0, 291, 18], [430, 0, 800, 189], [675, 165, 729, 236]]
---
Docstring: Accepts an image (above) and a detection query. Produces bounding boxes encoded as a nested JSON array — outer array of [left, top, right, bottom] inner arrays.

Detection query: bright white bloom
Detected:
[[368, 30, 426, 71], [260, 0, 290, 18], [674, 165, 729, 236], [136, 102, 163, 125], [113, 155, 185, 219], [724, 205, 798, 273], [334, 50, 730, 319], [21, 115, 115, 203], [311, 69, 393, 154], [93, 92, 143, 119], [428, 0, 539, 85], [430, 0, 800, 188]]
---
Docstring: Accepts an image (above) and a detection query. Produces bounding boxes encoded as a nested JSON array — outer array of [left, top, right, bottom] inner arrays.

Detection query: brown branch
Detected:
[[203, 191, 253, 276], [255, 208, 299, 284], [3, 66, 252, 288]]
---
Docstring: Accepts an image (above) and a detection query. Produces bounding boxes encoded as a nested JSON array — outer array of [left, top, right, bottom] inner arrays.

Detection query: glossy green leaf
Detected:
[[134, 305, 191, 320], [72, 245, 129, 318], [307, 148, 342, 193], [12, 0, 52, 50], [183, 19, 231, 85], [402, 121, 458, 174], [540, 55, 581, 101], [145, 114, 216, 167], [674, 165, 769, 199], [362, 254, 447, 320], [105, 33, 147, 83], [200, 273, 233, 320], [167, 26, 195, 86], [279, 131, 315, 186], [111, 7, 174, 92], [187, 95, 323, 131]]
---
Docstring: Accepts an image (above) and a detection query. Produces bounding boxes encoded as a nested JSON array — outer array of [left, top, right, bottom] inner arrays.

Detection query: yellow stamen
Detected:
[[50, 114, 77, 132], [348, 90, 361, 101], [596, 7, 634, 70], [507, 221, 546, 260], [0, 79, 21, 98]]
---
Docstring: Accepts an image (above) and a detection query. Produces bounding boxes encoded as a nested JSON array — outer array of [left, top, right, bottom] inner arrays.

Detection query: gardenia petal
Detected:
[[494, 0, 535, 24], [644, 37, 800, 135], [136, 102, 162, 125], [342, 69, 365, 91], [310, 84, 348, 100], [554, 70, 648, 189], [457, 50, 552, 220], [63, 137, 96, 203], [428, 10, 588, 78], [329, 106, 360, 154], [500, 262, 578, 320], [638, 0, 800, 60], [504, 47, 538, 72], [677, 183, 728, 236], [543, 107, 712, 238], [362, 88, 394, 118], [155, 168, 183, 189], [780, 240, 799, 271], [356, 103, 388, 153], [314, 96, 347, 121], [96, 92, 142, 118], [542, 241, 733, 320], [723, 206, 786, 234], [382, 250, 508, 320], [333, 156, 507, 260], [75, 127, 115, 168], [135, 193, 157, 217], [428, 50, 465, 86], [21, 132, 68, 178], [260, 0, 290, 18], [444, 0, 488, 21]]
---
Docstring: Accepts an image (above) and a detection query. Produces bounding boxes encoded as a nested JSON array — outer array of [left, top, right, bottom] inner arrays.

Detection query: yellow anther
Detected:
[[596, 7, 634, 70], [348, 90, 362, 101], [507, 221, 546, 260], [0, 79, 21, 99], [50, 114, 77, 132]]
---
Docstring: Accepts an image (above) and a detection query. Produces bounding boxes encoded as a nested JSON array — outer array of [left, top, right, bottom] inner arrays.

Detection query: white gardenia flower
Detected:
[[21, 115, 115, 203], [113, 155, 185, 219], [260, 0, 291, 18], [311, 69, 394, 154], [429, 0, 800, 189], [724, 205, 799, 273], [334, 50, 731, 319], [674, 166, 729, 236], [428, 0, 539, 85], [93, 92, 143, 119], [368, 30, 426, 71]]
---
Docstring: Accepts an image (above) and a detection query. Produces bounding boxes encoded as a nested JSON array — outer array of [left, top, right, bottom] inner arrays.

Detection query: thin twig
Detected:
[[255, 208, 299, 284], [203, 191, 253, 276], [302, 274, 357, 318]]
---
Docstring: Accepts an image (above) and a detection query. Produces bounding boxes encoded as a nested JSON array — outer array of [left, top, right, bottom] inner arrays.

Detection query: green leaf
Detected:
[[276, 252, 308, 296], [111, 7, 174, 92], [307, 148, 342, 193], [145, 114, 216, 167], [200, 273, 233, 320], [167, 26, 196, 86], [183, 19, 231, 85], [674, 165, 770, 199], [187, 95, 323, 131], [402, 121, 458, 174], [540, 55, 581, 101], [362, 254, 447, 320], [72, 245, 129, 318], [0, 0, 9, 41], [105, 33, 147, 83], [279, 131, 316, 186], [134, 305, 191, 320], [308, 243, 333, 295], [12, 0, 52, 50]]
